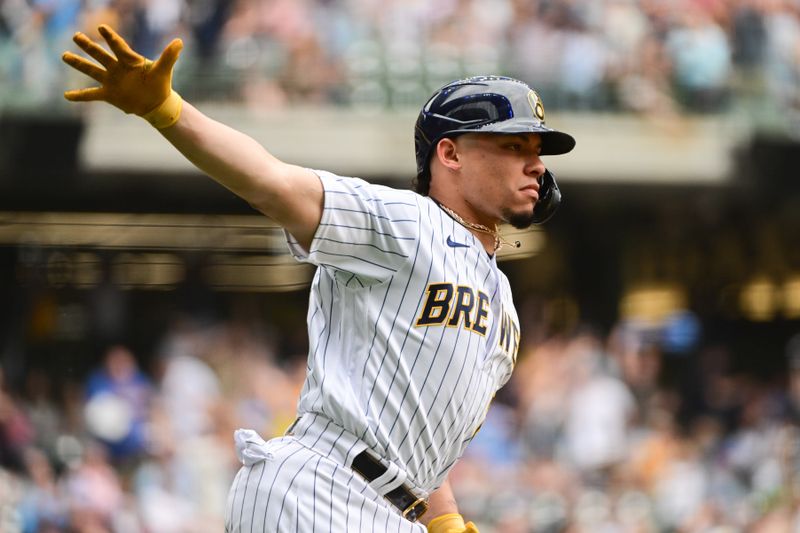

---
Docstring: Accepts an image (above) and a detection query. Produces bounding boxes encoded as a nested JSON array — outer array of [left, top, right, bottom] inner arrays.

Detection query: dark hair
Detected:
[[412, 170, 431, 196]]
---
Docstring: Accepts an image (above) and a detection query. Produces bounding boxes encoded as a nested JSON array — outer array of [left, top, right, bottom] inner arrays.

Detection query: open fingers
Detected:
[[152, 38, 183, 78], [62, 51, 107, 83], [98, 24, 143, 66], [72, 32, 116, 68], [63, 87, 106, 102]]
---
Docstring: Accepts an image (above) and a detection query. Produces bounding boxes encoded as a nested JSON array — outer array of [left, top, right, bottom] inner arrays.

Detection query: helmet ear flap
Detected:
[[532, 169, 561, 224]]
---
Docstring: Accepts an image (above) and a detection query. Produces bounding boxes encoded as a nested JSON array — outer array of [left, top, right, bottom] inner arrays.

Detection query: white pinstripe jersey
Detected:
[[285, 171, 520, 495]]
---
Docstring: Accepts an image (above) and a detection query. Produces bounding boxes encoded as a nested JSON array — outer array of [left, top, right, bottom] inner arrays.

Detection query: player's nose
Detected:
[[524, 155, 546, 180]]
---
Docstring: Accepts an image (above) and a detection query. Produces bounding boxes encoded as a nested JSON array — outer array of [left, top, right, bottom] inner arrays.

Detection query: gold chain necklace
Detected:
[[436, 202, 520, 252]]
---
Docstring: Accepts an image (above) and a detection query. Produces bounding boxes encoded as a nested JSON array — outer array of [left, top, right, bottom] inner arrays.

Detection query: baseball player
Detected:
[[63, 26, 575, 533]]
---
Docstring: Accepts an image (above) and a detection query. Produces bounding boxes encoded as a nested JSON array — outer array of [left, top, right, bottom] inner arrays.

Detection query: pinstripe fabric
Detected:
[[227, 170, 520, 531], [224, 431, 425, 533]]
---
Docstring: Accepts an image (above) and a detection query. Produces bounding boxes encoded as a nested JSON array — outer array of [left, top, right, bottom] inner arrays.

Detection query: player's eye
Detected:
[[505, 143, 522, 152]]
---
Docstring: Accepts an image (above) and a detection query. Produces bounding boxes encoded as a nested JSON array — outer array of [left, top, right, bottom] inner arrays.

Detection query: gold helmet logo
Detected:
[[527, 90, 545, 122]]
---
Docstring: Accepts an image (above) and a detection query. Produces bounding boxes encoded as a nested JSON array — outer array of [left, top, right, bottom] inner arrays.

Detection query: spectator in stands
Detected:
[[64, 440, 124, 532], [17, 447, 68, 533], [0, 367, 34, 473], [83, 345, 154, 464], [561, 333, 636, 484], [664, 1, 733, 112]]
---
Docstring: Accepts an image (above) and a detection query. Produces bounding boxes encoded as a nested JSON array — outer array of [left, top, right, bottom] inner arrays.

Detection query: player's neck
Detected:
[[432, 198, 505, 254], [431, 196, 520, 255]]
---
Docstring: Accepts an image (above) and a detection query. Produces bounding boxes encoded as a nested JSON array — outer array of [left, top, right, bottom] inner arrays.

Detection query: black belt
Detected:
[[351, 451, 428, 522]]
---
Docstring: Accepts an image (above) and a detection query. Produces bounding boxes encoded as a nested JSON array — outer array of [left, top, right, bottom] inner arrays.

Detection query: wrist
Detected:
[[141, 89, 182, 129]]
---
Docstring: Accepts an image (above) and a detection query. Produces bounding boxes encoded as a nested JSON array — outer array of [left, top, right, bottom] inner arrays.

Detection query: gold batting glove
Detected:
[[62, 24, 183, 129], [427, 513, 479, 533]]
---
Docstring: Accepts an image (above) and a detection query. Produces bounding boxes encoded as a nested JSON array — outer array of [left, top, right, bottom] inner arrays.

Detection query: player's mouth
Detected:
[[519, 185, 539, 201]]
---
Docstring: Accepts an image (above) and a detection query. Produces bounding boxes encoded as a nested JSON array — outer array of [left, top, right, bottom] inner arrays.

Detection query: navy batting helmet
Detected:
[[414, 76, 575, 223]]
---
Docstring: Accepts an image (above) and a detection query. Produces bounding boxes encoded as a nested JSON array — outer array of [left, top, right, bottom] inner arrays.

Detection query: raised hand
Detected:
[[63, 25, 184, 127]]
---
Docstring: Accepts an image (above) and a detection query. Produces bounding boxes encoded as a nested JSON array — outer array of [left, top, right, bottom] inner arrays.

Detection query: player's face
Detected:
[[454, 133, 546, 229]]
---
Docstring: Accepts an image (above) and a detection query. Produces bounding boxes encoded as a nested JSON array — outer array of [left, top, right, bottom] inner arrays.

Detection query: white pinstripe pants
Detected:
[[224, 432, 426, 533]]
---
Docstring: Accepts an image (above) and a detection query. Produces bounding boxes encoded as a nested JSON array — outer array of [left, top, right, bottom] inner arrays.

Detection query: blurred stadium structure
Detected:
[[1, 1, 800, 532]]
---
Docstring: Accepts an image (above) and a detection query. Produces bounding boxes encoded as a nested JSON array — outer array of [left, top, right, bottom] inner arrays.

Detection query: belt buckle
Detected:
[[401, 497, 429, 522]]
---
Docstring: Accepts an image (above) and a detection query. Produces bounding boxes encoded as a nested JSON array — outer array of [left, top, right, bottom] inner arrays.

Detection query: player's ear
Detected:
[[435, 138, 461, 172]]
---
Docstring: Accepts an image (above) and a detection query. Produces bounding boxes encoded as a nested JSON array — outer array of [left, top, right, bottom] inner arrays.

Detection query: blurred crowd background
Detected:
[[4, 303, 800, 533], [2, 0, 800, 532], [0, 0, 797, 122]]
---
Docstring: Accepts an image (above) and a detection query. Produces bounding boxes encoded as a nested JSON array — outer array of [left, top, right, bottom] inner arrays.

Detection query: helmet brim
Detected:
[[480, 120, 576, 155]]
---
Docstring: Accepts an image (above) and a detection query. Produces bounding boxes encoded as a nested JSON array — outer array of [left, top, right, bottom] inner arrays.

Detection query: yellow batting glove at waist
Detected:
[[427, 513, 479, 533], [62, 24, 183, 129]]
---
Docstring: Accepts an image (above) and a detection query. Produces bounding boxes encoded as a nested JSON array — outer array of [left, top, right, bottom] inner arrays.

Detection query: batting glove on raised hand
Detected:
[[427, 513, 479, 533], [62, 24, 183, 129]]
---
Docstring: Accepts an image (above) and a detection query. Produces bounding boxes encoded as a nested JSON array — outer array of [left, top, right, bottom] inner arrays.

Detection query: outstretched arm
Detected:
[[62, 25, 323, 250]]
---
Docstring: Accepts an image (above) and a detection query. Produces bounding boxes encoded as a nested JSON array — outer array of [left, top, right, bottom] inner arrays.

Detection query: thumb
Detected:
[[152, 38, 183, 77]]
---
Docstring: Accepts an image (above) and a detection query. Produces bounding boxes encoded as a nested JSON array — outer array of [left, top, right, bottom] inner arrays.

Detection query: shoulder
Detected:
[[313, 169, 425, 209]]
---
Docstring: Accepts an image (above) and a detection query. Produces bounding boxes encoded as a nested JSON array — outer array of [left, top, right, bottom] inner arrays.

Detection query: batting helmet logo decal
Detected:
[[527, 90, 545, 122]]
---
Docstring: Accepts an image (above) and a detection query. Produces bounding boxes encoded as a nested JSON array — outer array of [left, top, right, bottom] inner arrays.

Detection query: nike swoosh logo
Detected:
[[446, 236, 470, 248]]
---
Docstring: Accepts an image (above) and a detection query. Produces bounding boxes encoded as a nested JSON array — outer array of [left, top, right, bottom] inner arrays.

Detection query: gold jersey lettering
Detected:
[[416, 282, 489, 337], [498, 305, 520, 364]]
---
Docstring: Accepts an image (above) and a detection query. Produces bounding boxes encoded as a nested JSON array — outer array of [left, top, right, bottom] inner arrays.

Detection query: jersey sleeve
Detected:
[[285, 170, 421, 284]]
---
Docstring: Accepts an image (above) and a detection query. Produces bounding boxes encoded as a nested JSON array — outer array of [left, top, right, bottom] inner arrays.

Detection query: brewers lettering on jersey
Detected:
[[62, 27, 575, 533]]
